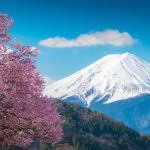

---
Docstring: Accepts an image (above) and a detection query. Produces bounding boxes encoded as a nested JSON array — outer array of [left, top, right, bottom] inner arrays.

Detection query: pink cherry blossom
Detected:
[[0, 13, 62, 147]]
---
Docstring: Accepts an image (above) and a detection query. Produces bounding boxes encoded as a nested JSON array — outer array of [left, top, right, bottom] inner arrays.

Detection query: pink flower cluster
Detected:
[[0, 13, 62, 147]]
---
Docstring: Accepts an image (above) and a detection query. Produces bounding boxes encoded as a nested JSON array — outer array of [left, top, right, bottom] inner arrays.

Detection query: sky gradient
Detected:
[[0, 0, 150, 80]]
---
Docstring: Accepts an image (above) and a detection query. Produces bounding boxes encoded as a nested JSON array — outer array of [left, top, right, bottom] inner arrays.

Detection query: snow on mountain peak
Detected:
[[44, 53, 150, 106]]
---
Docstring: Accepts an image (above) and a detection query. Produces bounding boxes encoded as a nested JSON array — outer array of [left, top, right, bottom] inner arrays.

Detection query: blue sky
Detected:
[[0, 0, 150, 80]]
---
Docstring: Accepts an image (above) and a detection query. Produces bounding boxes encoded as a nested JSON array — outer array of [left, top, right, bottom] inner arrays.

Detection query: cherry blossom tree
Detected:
[[0, 13, 62, 147]]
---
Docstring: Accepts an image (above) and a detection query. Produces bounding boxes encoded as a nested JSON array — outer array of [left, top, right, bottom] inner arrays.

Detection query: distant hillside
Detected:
[[1, 99, 150, 150], [90, 94, 150, 135], [53, 99, 150, 150]]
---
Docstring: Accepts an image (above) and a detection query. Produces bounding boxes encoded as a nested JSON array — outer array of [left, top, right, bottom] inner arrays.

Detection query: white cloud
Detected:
[[39, 29, 137, 48]]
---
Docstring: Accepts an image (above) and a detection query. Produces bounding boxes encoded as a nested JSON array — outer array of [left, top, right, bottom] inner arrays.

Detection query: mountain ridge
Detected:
[[44, 52, 150, 106]]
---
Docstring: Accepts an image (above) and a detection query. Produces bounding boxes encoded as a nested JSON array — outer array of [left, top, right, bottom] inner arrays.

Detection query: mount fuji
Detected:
[[44, 52, 150, 106], [44, 52, 150, 134]]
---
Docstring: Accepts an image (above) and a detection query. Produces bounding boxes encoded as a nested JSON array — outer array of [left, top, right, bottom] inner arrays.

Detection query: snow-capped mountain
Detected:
[[44, 52, 150, 107]]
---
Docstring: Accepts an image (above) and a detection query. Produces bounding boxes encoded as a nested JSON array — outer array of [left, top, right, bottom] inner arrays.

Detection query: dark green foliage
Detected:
[[54, 99, 150, 150]]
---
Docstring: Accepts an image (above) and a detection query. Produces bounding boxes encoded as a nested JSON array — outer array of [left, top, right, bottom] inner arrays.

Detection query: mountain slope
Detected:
[[44, 52, 150, 134], [44, 52, 150, 106], [90, 94, 150, 135]]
